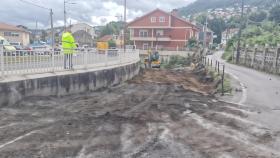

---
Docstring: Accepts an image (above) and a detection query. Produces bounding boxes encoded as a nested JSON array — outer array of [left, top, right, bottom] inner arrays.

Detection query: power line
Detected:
[[19, 0, 50, 10]]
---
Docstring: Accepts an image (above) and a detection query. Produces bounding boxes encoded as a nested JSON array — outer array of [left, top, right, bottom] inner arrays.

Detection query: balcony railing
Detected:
[[130, 36, 171, 41]]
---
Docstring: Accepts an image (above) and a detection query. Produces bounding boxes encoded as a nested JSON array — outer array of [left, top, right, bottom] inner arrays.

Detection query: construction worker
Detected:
[[62, 29, 76, 69]]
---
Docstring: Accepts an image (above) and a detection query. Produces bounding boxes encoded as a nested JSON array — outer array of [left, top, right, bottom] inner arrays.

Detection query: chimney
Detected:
[[171, 9, 178, 17]]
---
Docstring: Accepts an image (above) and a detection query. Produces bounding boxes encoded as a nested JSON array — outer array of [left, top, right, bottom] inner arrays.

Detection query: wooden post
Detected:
[[244, 44, 249, 66], [273, 45, 280, 74], [232, 46, 235, 64], [218, 61, 220, 75], [221, 65, 225, 96], [215, 61, 217, 71], [262, 44, 268, 70], [251, 44, 258, 68]]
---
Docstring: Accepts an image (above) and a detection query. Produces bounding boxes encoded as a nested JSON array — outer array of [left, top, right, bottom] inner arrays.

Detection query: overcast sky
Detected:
[[0, 0, 195, 29]]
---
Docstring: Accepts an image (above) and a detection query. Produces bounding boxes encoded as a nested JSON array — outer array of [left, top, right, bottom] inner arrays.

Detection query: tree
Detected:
[[100, 21, 125, 38], [226, 16, 240, 29], [195, 14, 207, 25], [249, 11, 267, 22], [108, 39, 116, 48], [269, 5, 280, 23], [187, 37, 198, 48], [208, 18, 226, 43]]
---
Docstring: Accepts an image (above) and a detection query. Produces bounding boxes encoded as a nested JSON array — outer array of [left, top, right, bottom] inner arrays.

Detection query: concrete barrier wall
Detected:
[[235, 46, 280, 74], [0, 61, 140, 107]]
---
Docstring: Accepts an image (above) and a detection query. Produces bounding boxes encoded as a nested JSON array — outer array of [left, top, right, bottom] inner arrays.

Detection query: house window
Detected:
[[151, 17, 156, 23], [143, 43, 149, 50], [139, 30, 148, 37], [4, 32, 19, 37], [4, 32, 11, 36], [159, 16, 165, 22], [156, 30, 164, 37]]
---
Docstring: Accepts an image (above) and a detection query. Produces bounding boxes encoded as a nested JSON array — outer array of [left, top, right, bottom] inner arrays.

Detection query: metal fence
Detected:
[[0, 46, 140, 77]]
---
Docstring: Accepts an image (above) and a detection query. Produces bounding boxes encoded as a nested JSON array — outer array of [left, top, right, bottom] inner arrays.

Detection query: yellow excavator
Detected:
[[144, 49, 161, 68]]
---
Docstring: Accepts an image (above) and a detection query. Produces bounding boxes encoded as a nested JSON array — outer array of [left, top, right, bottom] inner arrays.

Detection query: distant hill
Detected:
[[178, 0, 276, 16]]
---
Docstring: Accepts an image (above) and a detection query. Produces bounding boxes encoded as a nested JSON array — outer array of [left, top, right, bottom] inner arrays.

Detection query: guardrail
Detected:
[[0, 46, 140, 77]]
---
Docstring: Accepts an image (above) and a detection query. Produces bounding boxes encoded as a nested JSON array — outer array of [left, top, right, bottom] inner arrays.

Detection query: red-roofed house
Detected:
[[99, 35, 113, 42], [127, 9, 199, 50], [0, 23, 30, 46]]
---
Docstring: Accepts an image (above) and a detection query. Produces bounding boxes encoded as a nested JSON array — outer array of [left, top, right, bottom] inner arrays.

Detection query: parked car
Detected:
[[10, 42, 22, 50], [0, 36, 16, 56], [10, 42, 25, 56], [206, 50, 213, 56], [30, 44, 52, 55]]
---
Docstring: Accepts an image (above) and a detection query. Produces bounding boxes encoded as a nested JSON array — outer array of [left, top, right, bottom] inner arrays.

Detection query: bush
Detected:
[[162, 55, 191, 69], [108, 39, 116, 48]]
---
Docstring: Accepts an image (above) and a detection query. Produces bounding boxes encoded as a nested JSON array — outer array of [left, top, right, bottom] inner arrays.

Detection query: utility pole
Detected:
[[20, 0, 54, 50], [50, 9, 54, 50], [203, 14, 208, 53], [123, 0, 127, 52], [64, 0, 67, 31], [35, 20, 38, 42], [236, 0, 244, 64]]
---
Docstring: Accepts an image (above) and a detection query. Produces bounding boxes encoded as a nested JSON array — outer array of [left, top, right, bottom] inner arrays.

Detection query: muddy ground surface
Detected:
[[0, 69, 279, 158]]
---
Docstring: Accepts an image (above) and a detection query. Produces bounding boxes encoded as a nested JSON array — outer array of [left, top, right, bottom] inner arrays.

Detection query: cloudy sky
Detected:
[[0, 0, 195, 29]]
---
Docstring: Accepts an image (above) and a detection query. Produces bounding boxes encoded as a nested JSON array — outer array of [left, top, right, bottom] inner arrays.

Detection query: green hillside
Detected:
[[179, 0, 276, 16]]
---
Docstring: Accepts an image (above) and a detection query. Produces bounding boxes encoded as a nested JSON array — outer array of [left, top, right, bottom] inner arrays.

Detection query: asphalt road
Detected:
[[211, 51, 280, 131]]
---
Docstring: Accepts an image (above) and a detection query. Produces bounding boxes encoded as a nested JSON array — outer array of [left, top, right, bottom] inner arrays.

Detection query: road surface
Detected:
[[211, 51, 280, 132], [0, 69, 279, 158]]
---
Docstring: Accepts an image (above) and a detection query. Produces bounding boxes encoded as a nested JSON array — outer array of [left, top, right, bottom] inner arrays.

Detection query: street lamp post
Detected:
[[123, 0, 126, 53], [64, 0, 76, 31], [20, 0, 54, 50]]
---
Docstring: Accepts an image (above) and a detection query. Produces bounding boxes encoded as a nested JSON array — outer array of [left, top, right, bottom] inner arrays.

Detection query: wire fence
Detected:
[[0, 46, 140, 78], [202, 56, 226, 95]]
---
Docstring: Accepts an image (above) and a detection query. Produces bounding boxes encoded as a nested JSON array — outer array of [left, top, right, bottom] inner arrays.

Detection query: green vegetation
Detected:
[[209, 69, 232, 94], [269, 5, 280, 23], [249, 11, 267, 22], [99, 21, 124, 38], [188, 37, 198, 48], [179, 0, 274, 16], [223, 5, 280, 61], [162, 55, 191, 69], [225, 21, 280, 49], [108, 39, 116, 48], [222, 38, 236, 62], [196, 14, 226, 43], [242, 22, 280, 46], [217, 74, 232, 94]]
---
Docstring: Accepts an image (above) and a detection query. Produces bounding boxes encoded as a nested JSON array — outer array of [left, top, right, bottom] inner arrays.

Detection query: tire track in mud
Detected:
[[0, 69, 280, 158], [74, 84, 166, 158], [171, 102, 280, 158]]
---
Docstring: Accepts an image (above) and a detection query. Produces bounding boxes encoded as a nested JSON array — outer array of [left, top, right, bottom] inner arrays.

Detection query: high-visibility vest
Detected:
[[61, 32, 76, 54]]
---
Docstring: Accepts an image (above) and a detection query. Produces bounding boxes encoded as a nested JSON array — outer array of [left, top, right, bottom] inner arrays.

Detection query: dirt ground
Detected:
[[0, 68, 279, 158]]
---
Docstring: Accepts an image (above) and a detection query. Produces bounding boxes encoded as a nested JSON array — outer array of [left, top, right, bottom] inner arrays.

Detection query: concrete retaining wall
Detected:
[[235, 46, 280, 74], [0, 61, 140, 107]]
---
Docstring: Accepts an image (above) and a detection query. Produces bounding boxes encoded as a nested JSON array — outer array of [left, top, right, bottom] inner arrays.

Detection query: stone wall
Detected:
[[0, 61, 140, 107]]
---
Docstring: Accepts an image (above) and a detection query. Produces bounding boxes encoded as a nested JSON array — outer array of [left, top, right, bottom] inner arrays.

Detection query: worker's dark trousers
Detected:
[[64, 54, 73, 69]]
